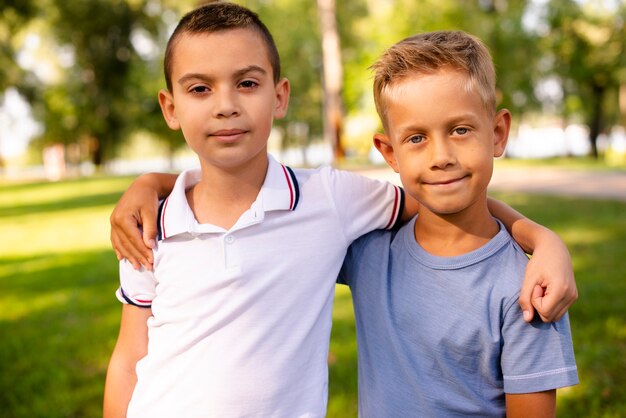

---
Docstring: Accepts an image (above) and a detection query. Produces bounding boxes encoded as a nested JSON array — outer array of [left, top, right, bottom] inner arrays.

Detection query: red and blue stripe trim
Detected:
[[384, 186, 404, 230], [281, 165, 300, 211], [119, 287, 152, 308], [157, 197, 169, 241]]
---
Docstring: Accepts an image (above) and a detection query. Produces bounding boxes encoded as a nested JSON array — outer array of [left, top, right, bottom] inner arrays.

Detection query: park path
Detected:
[[357, 165, 626, 202]]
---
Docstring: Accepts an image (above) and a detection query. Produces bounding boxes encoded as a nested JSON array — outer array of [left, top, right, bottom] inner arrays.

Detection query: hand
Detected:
[[518, 232, 578, 322], [110, 175, 161, 270]]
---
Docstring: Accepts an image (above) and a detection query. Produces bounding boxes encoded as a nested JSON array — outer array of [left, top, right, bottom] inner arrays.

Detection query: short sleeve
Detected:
[[323, 167, 403, 242], [338, 237, 361, 286], [115, 259, 156, 308], [501, 301, 579, 393]]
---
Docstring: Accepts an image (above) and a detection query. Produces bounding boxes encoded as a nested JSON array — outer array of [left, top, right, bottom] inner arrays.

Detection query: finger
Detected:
[[531, 284, 545, 304], [140, 207, 158, 251], [518, 275, 538, 323], [525, 284, 544, 322], [116, 219, 152, 270], [111, 221, 139, 267], [541, 306, 568, 323], [117, 237, 143, 270], [110, 230, 123, 261], [535, 289, 569, 322], [113, 246, 123, 262]]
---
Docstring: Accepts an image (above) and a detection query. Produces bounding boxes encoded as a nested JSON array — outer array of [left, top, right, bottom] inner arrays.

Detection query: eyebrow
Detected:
[[177, 65, 268, 86], [394, 112, 481, 135], [234, 65, 267, 78]]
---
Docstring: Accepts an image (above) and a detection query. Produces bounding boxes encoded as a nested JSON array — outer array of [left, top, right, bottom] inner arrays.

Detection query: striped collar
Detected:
[[157, 155, 299, 241]]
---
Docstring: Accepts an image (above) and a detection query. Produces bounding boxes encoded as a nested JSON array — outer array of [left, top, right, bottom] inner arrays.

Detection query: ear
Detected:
[[373, 133, 399, 173], [493, 109, 511, 157], [273, 78, 290, 119], [158, 89, 180, 130]]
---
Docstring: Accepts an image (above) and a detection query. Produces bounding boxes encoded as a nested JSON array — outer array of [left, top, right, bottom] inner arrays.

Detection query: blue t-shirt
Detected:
[[339, 217, 578, 417]]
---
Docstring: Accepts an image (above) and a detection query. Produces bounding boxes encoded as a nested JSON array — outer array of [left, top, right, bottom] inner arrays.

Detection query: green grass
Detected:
[[493, 156, 626, 172], [1, 175, 625, 417]]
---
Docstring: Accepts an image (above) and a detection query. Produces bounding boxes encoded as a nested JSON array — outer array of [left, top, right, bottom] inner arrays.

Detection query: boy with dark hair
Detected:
[[105, 3, 577, 417], [339, 30, 578, 417], [104, 4, 408, 416]]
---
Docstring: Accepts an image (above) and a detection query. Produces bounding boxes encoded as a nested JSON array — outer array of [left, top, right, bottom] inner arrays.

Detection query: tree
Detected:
[[543, 0, 626, 158], [0, 0, 38, 94], [41, 0, 163, 167], [246, 0, 324, 158], [316, 0, 345, 161]]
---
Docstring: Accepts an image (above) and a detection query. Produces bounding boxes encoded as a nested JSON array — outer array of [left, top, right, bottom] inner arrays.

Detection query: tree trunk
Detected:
[[588, 83, 604, 159], [92, 137, 103, 167], [316, 0, 345, 163]]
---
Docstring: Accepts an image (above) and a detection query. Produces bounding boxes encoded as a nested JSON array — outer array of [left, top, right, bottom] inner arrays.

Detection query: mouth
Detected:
[[426, 175, 469, 187], [209, 129, 248, 142]]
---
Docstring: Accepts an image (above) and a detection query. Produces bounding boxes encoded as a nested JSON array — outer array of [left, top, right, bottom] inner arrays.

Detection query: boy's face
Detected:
[[374, 69, 510, 217], [158, 28, 289, 171]]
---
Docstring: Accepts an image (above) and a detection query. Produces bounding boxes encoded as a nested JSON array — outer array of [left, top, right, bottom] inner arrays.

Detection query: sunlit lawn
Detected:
[[0, 174, 624, 417]]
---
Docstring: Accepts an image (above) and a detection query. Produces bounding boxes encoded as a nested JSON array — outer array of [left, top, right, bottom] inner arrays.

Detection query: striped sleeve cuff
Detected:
[[115, 287, 152, 308], [385, 186, 405, 230]]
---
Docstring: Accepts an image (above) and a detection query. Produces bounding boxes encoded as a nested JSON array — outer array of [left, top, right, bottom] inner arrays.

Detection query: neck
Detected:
[[187, 154, 269, 229], [413, 202, 499, 257]]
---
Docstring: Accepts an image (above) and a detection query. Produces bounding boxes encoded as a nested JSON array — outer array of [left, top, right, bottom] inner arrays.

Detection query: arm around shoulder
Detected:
[[110, 173, 177, 270], [103, 304, 151, 418], [506, 390, 556, 418], [487, 197, 577, 323]]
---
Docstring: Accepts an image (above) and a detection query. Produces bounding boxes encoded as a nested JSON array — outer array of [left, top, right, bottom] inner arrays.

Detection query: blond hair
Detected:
[[372, 31, 496, 128]]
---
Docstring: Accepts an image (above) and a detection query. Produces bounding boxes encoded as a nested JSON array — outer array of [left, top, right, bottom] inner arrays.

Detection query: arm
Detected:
[[400, 192, 421, 222], [110, 173, 177, 270], [488, 198, 577, 323], [506, 390, 556, 418], [103, 304, 151, 418]]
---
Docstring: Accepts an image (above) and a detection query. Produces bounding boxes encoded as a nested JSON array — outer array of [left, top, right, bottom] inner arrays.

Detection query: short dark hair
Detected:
[[164, 2, 281, 91]]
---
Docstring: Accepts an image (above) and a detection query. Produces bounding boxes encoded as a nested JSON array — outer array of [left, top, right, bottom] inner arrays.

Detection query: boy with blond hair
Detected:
[[105, 3, 577, 417], [339, 30, 578, 417]]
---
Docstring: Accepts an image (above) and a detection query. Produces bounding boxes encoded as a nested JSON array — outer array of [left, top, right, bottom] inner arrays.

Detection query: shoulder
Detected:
[[341, 228, 395, 285], [288, 165, 391, 189], [347, 222, 405, 262]]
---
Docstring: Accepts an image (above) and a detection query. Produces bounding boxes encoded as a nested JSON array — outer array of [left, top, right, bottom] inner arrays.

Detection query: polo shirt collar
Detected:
[[260, 154, 300, 212], [157, 155, 299, 240]]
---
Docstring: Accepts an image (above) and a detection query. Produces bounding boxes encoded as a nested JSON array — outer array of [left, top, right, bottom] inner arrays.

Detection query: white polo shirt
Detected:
[[117, 155, 403, 418]]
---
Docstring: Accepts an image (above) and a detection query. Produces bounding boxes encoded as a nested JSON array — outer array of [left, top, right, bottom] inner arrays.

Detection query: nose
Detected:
[[429, 137, 457, 169], [212, 88, 240, 118]]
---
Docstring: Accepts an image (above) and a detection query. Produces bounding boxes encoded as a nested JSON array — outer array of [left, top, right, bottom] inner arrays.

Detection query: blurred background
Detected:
[[0, 0, 625, 417], [1, 0, 625, 178]]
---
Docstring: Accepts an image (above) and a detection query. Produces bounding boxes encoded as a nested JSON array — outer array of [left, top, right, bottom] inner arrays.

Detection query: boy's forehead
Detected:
[[171, 28, 273, 74], [383, 69, 477, 106], [387, 68, 467, 91], [383, 70, 492, 127]]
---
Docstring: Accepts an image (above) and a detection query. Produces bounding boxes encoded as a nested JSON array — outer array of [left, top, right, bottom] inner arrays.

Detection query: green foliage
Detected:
[[243, 0, 325, 145], [2, 0, 625, 163], [39, 0, 158, 165], [0, 175, 625, 417], [543, 0, 626, 155], [0, 0, 37, 91]]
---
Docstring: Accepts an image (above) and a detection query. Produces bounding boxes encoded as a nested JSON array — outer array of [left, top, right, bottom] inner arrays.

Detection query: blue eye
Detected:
[[408, 135, 425, 144], [454, 127, 468, 135]]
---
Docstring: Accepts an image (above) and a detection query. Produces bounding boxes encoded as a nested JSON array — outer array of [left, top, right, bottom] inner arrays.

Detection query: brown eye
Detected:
[[239, 80, 258, 89], [190, 86, 209, 94]]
